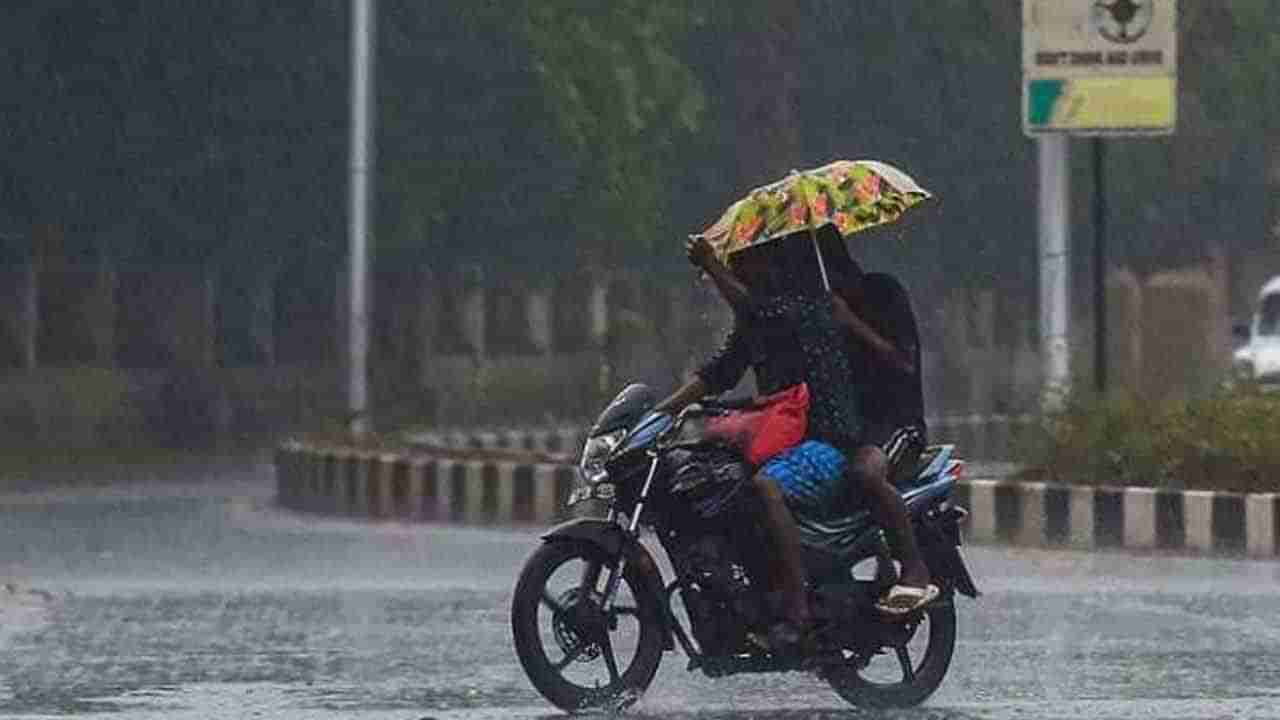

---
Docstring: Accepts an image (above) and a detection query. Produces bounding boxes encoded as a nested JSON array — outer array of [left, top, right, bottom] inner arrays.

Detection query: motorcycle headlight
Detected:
[[569, 429, 626, 506], [580, 428, 626, 474]]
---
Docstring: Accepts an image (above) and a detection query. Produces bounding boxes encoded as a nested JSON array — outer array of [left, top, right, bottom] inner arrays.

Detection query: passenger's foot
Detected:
[[875, 583, 939, 617]]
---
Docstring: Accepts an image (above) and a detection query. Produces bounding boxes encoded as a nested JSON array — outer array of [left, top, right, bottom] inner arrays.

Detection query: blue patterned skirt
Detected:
[[759, 440, 848, 508]]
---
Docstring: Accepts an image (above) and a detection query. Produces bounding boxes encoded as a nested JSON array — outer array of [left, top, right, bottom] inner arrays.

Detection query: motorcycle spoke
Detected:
[[598, 630, 622, 685], [895, 646, 916, 683]]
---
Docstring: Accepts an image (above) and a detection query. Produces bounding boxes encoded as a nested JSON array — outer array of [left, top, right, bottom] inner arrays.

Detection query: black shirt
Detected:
[[850, 273, 925, 429], [696, 292, 862, 448]]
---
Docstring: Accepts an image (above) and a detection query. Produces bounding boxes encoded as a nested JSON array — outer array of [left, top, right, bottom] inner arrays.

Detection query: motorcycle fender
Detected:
[[919, 512, 981, 599], [541, 519, 674, 646], [542, 517, 628, 556], [928, 543, 980, 599]]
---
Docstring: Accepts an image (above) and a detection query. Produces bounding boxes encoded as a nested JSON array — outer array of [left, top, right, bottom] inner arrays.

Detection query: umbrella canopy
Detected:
[[699, 160, 932, 288]]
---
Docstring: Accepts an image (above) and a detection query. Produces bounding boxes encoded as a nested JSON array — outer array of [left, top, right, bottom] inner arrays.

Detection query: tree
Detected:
[[522, 0, 707, 267], [0, 2, 346, 270], [373, 1, 708, 272]]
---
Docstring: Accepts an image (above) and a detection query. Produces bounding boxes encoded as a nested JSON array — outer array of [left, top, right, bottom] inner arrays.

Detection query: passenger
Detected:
[[818, 231, 936, 615], [855, 272, 928, 485]]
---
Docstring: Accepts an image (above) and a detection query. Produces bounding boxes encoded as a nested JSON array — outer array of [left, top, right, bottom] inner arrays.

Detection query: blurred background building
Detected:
[[0, 2, 1275, 452]]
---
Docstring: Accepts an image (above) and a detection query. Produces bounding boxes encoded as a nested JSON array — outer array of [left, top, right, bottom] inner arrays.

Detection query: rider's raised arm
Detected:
[[687, 235, 753, 314], [701, 257, 753, 314], [655, 325, 750, 413], [653, 377, 707, 414]]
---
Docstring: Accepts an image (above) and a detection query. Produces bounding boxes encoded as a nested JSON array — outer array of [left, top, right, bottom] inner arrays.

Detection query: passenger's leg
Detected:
[[850, 445, 930, 589]]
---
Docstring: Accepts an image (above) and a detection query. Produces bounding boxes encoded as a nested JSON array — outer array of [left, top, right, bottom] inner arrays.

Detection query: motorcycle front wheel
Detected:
[[511, 539, 665, 712]]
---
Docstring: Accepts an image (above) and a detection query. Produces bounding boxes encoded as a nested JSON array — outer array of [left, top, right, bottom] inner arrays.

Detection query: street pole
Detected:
[[347, 0, 375, 436], [1092, 137, 1107, 394], [1038, 135, 1071, 408]]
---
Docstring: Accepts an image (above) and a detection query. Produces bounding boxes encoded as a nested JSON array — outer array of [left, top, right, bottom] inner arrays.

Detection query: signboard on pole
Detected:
[[1023, 0, 1177, 136]]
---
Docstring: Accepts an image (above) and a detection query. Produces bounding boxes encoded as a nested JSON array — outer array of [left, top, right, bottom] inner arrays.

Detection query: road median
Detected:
[[276, 439, 1279, 558]]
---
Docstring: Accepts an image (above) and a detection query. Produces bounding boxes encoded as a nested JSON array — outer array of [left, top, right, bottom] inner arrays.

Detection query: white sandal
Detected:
[[875, 583, 940, 617]]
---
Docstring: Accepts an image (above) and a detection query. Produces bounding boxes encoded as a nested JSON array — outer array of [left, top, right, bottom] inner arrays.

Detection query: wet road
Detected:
[[2, 461, 1280, 719]]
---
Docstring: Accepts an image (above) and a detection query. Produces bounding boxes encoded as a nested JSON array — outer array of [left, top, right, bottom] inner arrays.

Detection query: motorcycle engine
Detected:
[[668, 534, 766, 656]]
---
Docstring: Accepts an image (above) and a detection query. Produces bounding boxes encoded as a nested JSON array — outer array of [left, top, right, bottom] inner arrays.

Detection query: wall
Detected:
[[0, 255, 1237, 454]]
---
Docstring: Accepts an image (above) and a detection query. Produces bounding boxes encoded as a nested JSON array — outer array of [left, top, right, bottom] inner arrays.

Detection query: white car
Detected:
[[1233, 276, 1280, 385]]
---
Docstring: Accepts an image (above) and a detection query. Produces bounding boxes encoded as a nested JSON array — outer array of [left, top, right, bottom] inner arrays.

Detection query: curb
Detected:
[[404, 427, 584, 458], [274, 443, 578, 524], [275, 443, 1279, 558], [955, 480, 1278, 557]]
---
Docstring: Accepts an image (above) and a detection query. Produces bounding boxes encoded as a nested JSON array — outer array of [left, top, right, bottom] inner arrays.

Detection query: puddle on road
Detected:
[[7, 681, 1280, 720], [5, 488, 1280, 719]]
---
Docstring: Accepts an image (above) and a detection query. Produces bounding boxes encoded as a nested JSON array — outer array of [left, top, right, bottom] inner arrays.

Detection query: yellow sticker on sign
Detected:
[[1026, 76, 1175, 135]]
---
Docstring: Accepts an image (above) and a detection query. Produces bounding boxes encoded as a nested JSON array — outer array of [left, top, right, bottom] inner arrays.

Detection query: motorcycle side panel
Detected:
[[794, 469, 957, 568], [797, 519, 883, 581], [616, 412, 674, 457]]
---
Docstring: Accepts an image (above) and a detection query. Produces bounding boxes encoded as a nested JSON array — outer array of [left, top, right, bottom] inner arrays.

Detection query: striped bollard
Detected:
[[1246, 493, 1277, 558], [1122, 487, 1158, 550], [1068, 486, 1095, 549], [1015, 482, 1047, 547], [966, 479, 998, 544], [533, 465, 561, 523], [1183, 490, 1215, 553], [434, 459, 458, 522]]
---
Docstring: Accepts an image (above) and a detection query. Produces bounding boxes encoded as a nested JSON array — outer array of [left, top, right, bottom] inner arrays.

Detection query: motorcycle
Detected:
[[511, 383, 979, 712]]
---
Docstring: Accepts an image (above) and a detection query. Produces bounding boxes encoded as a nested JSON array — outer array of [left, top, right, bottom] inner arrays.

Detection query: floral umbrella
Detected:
[[698, 160, 932, 290]]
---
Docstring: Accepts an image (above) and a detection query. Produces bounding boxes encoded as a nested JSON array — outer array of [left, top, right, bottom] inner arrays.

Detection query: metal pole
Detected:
[[1038, 135, 1071, 408], [6, 235, 39, 370], [347, 0, 375, 436], [808, 227, 831, 292], [1092, 137, 1107, 394]]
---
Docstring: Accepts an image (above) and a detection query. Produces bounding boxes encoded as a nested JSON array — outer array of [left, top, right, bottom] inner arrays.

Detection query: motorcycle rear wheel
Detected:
[[823, 598, 956, 709], [511, 539, 665, 712]]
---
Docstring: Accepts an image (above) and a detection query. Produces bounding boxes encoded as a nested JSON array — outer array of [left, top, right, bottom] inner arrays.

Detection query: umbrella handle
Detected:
[[808, 227, 831, 292]]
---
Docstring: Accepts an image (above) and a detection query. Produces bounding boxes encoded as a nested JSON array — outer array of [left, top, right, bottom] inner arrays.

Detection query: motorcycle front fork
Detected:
[[594, 452, 661, 611]]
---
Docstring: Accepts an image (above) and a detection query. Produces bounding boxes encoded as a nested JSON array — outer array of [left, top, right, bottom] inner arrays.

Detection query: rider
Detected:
[[818, 231, 935, 614], [656, 235, 860, 650]]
